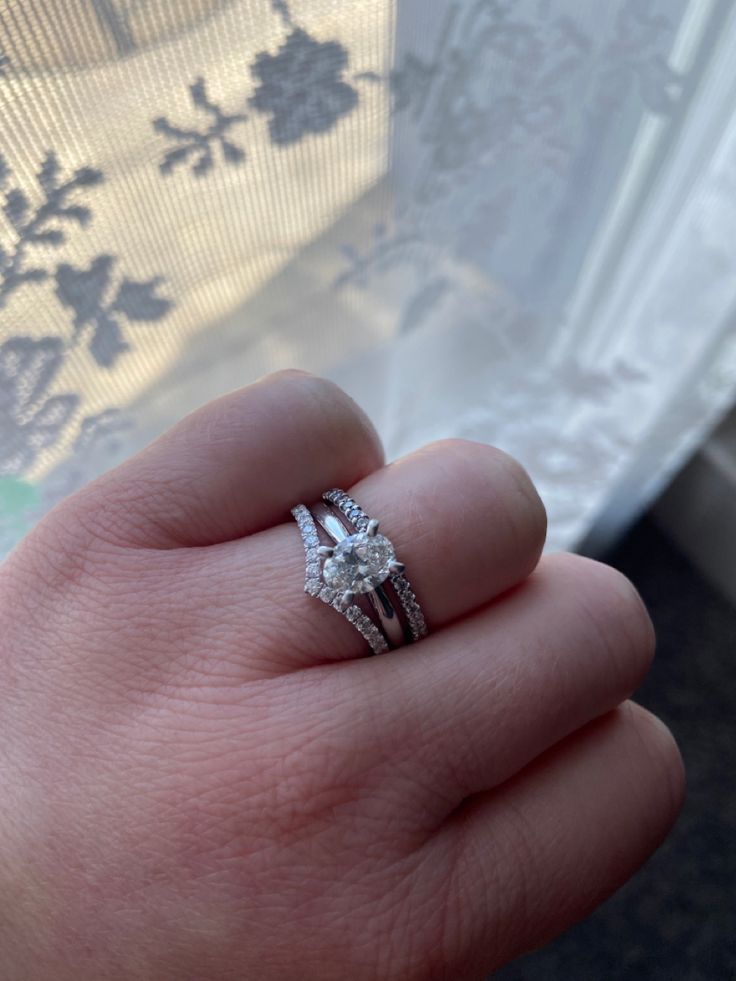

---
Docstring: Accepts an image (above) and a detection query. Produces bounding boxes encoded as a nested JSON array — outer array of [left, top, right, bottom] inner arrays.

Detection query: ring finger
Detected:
[[183, 437, 547, 674]]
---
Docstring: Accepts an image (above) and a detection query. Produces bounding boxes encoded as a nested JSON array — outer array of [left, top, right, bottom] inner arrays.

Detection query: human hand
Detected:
[[0, 371, 684, 980]]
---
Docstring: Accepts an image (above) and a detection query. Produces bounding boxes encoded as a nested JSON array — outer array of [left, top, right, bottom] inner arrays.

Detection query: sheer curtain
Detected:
[[1, 0, 735, 556]]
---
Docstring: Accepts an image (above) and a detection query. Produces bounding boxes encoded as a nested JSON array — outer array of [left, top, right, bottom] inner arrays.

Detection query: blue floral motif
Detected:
[[0, 145, 176, 479], [55, 255, 172, 368], [73, 408, 131, 453], [390, 53, 437, 117], [0, 336, 79, 476], [154, 78, 248, 177], [270, 0, 292, 27], [0, 152, 103, 308], [250, 28, 358, 146]]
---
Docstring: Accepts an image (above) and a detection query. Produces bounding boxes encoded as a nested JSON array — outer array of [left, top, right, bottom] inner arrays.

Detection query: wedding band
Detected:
[[291, 489, 429, 655]]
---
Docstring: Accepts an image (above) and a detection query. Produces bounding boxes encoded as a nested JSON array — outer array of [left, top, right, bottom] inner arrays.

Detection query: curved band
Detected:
[[292, 504, 389, 654]]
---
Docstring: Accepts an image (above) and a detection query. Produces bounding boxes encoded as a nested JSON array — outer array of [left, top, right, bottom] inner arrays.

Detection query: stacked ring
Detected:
[[292, 488, 429, 655]]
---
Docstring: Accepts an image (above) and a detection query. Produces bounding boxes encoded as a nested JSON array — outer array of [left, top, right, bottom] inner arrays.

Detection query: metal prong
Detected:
[[366, 518, 379, 537], [339, 590, 354, 610], [317, 545, 334, 557], [389, 560, 405, 574]]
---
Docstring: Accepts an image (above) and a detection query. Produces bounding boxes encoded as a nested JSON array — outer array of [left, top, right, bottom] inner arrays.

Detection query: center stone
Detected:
[[322, 532, 395, 593]]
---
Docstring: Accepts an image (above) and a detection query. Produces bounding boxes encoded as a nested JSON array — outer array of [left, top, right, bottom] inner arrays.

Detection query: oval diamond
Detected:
[[322, 532, 395, 594]]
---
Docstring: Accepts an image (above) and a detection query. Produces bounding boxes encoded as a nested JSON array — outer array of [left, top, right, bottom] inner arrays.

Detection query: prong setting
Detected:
[[321, 530, 397, 594], [366, 518, 379, 537], [321, 489, 429, 642], [317, 545, 334, 557], [292, 504, 389, 655], [389, 560, 405, 574]]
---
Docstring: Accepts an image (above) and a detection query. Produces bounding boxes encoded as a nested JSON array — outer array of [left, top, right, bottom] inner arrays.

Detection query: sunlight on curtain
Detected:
[[1, 0, 735, 554]]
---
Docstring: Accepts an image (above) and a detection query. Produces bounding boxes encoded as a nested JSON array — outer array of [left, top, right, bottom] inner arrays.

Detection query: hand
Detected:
[[0, 370, 684, 980]]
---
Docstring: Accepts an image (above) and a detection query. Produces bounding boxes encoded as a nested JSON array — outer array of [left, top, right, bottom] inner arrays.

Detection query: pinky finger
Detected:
[[421, 702, 684, 979]]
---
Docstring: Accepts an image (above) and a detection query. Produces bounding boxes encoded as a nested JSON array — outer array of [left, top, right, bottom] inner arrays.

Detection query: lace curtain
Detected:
[[2, 0, 735, 557]]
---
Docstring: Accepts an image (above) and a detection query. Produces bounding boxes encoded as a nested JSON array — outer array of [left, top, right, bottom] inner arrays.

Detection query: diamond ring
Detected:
[[292, 489, 429, 654], [310, 502, 405, 648]]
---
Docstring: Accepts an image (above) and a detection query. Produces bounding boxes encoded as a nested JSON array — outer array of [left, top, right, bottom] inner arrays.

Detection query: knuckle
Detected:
[[496, 454, 547, 561], [419, 436, 508, 469], [547, 553, 656, 691], [622, 701, 686, 821], [418, 439, 547, 556], [184, 371, 368, 445], [265, 368, 350, 415], [419, 437, 526, 484], [267, 371, 384, 464], [264, 369, 340, 409], [263, 367, 314, 384]]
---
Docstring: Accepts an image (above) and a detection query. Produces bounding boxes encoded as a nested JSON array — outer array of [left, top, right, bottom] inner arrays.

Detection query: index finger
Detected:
[[67, 370, 384, 549]]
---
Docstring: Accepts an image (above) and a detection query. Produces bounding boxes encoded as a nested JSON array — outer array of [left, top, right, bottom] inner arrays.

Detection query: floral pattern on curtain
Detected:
[[1, 0, 735, 554]]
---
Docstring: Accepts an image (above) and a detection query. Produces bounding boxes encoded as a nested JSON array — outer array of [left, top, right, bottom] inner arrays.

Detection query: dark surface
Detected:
[[494, 518, 736, 980]]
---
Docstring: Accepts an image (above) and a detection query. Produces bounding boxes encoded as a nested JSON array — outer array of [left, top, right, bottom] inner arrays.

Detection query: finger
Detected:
[[180, 438, 546, 673], [67, 370, 384, 549], [416, 702, 684, 978], [341, 437, 547, 628], [341, 553, 656, 804]]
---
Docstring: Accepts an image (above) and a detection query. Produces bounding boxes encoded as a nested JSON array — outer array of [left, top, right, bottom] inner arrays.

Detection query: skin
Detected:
[[0, 370, 684, 980]]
